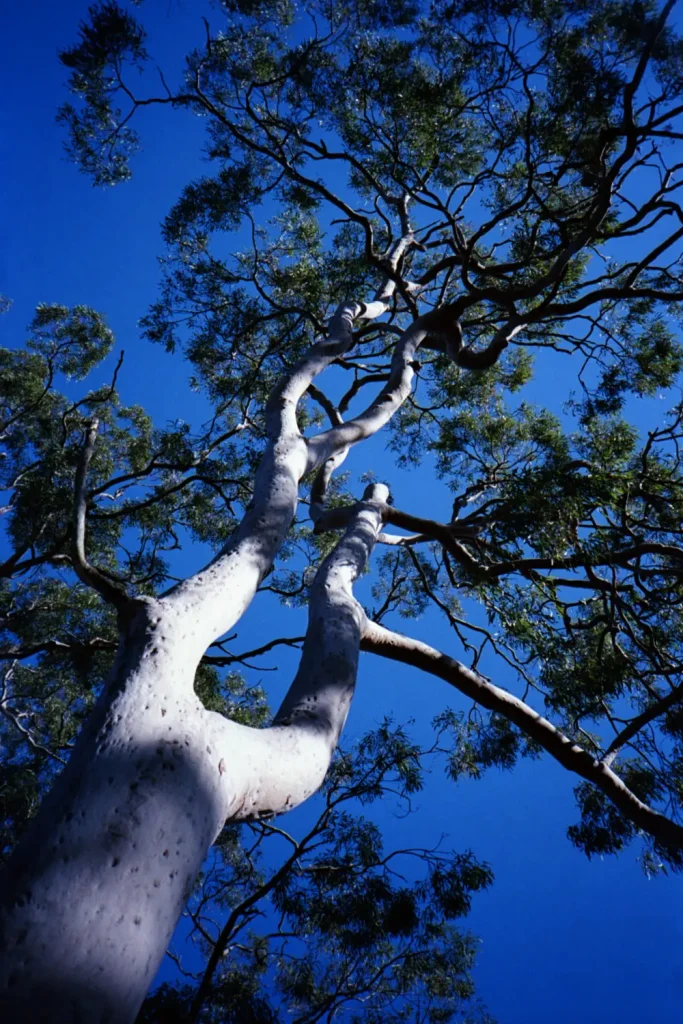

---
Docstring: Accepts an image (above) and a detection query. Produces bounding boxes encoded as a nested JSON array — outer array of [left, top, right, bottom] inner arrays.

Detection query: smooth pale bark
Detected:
[[162, 244, 413, 652], [307, 317, 430, 470], [0, 487, 386, 1023], [306, 312, 525, 471], [0, 264, 407, 1021], [0, 244, 416, 1020]]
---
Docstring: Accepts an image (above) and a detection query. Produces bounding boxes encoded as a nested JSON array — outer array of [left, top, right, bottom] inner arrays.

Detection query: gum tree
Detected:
[[3, 0, 683, 1020], [0, 310, 492, 1024]]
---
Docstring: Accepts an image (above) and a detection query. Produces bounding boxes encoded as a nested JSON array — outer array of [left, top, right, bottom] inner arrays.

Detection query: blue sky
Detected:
[[2, 2, 683, 1021]]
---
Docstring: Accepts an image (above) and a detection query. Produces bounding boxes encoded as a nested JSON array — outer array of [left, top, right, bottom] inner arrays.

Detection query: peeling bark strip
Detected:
[[360, 623, 683, 851], [0, 486, 386, 1024]]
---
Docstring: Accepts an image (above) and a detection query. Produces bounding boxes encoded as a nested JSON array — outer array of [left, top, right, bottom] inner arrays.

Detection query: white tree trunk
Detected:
[[0, 484, 387, 1023], [0, 254, 412, 1021]]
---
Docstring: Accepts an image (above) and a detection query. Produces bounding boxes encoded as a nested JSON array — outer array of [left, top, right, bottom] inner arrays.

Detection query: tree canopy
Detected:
[[3, 0, 683, 1019]]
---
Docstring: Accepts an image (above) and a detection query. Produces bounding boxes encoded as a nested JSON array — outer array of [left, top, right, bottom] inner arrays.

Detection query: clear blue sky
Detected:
[[2, 3, 682, 1021]]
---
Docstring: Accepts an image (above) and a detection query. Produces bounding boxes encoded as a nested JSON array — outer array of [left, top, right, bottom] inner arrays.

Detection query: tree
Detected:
[[0, 310, 493, 1022], [3, 0, 683, 1019]]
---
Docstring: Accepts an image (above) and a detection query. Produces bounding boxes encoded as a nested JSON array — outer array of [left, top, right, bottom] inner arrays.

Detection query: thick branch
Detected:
[[162, 238, 411, 651], [306, 234, 416, 518], [360, 622, 683, 851], [306, 317, 431, 470], [208, 485, 389, 822], [383, 505, 483, 542], [307, 299, 520, 472], [314, 501, 481, 543]]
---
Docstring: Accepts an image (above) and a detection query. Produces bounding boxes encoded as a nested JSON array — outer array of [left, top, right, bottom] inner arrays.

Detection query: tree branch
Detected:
[[603, 682, 683, 766], [201, 635, 304, 668], [360, 621, 683, 851], [72, 419, 135, 618], [208, 485, 388, 823]]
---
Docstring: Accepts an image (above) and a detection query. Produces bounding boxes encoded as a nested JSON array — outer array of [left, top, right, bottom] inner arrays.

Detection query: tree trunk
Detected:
[[0, 485, 386, 1024], [0, 267, 406, 1021]]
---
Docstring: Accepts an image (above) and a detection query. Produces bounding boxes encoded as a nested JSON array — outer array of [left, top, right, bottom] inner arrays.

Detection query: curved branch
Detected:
[[207, 484, 389, 822], [162, 234, 411, 651], [306, 317, 430, 471], [307, 300, 520, 472], [603, 683, 683, 766], [360, 621, 683, 851], [201, 635, 304, 668]]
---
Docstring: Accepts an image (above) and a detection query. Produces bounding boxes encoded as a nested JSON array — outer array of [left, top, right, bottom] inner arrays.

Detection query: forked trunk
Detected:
[[0, 485, 387, 1023]]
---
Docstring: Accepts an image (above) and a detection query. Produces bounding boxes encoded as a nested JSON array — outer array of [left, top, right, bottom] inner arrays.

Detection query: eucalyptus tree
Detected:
[[3, 0, 683, 1020], [0, 310, 492, 1023], [0, 307, 491, 1019]]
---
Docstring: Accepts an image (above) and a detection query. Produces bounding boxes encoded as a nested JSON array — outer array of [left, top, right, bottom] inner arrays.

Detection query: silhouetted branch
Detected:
[[72, 419, 135, 617]]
